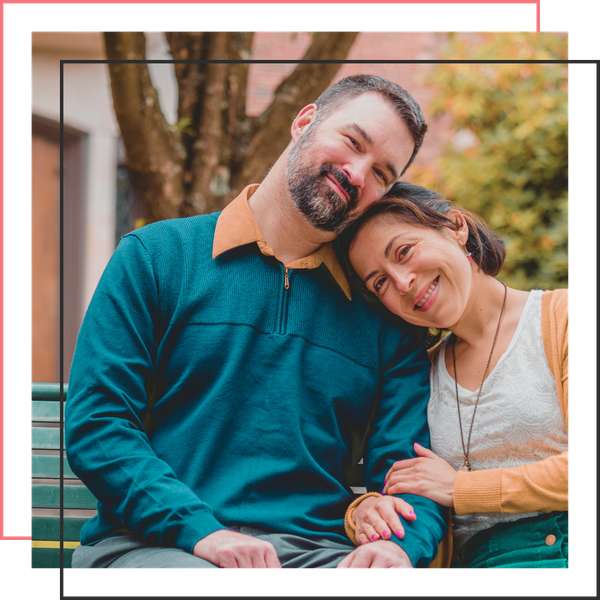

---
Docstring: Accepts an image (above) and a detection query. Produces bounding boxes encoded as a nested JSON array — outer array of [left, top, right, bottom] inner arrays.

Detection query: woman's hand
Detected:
[[382, 442, 457, 508], [353, 495, 417, 544]]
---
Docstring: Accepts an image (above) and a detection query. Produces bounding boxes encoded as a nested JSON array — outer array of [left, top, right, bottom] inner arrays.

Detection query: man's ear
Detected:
[[291, 104, 318, 142]]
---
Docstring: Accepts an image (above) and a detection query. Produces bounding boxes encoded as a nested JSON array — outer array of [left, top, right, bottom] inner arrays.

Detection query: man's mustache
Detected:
[[320, 165, 359, 205]]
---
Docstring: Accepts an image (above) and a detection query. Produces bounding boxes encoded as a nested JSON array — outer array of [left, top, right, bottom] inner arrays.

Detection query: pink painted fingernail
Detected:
[[371, 533, 377, 540], [395, 530, 403, 538], [382, 530, 389, 538], [409, 511, 415, 516]]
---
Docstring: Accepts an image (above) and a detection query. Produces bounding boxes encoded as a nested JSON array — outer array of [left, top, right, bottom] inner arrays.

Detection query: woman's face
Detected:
[[348, 214, 473, 329]]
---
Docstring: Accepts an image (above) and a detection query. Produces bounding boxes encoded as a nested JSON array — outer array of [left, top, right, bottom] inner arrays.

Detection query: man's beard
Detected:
[[286, 130, 360, 234]]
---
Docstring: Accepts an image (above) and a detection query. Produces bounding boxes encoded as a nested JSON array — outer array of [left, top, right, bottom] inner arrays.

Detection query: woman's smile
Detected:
[[413, 276, 440, 311]]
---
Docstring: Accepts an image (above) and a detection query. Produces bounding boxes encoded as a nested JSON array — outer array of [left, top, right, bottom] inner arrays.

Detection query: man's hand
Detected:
[[193, 530, 282, 568], [336, 540, 413, 568]]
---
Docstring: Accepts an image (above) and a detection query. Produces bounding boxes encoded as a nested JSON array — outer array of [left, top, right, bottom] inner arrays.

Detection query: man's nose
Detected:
[[343, 157, 369, 190]]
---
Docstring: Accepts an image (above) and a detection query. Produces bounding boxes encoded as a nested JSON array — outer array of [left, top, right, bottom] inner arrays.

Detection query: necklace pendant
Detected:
[[453, 282, 505, 479]]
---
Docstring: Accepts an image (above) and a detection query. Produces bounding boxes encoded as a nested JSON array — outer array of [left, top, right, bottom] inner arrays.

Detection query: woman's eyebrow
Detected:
[[385, 235, 403, 257], [363, 269, 379, 285], [362, 235, 404, 285]]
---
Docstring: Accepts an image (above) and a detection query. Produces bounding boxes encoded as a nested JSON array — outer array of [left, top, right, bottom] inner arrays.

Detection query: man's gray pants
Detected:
[[71, 526, 355, 568]]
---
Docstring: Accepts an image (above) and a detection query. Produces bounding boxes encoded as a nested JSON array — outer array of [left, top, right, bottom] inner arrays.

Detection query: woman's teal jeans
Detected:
[[452, 511, 568, 568]]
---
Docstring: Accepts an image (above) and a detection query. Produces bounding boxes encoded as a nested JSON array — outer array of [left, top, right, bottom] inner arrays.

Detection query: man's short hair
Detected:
[[312, 74, 427, 176]]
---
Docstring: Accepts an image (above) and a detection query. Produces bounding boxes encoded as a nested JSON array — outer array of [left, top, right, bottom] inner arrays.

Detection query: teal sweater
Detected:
[[66, 213, 446, 567]]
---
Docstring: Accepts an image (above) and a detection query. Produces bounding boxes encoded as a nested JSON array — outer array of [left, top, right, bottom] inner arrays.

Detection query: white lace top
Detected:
[[428, 290, 568, 551]]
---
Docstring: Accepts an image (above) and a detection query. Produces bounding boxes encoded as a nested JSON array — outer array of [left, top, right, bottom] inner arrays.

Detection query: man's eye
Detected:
[[348, 137, 360, 150], [375, 169, 387, 184]]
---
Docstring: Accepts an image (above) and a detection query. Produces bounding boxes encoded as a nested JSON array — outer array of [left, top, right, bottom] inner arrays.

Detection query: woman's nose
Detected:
[[391, 269, 414, 293]]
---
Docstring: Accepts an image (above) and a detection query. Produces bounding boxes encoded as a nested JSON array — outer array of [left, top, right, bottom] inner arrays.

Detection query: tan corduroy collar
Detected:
[[212, 184, 352, 300]]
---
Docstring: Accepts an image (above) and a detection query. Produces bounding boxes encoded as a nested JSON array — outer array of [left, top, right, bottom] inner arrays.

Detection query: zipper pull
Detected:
[[284, 267, 290, 290]]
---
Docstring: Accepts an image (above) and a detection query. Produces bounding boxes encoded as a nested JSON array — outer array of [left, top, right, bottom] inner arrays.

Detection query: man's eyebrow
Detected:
[[347, 123, 373, 146], [346, 123, 399, 181]]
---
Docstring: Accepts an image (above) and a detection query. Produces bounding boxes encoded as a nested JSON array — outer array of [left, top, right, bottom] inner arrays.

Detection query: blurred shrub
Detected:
[[413, 33, 568, 290]]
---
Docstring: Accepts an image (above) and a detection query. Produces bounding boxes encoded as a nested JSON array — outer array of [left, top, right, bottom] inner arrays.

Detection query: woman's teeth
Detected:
[[415, 277, 439, 309]]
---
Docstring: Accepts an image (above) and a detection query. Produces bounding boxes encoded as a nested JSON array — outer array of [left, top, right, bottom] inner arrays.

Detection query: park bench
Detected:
[[32, 383, 97, 568], [31, 382, 366, 568]]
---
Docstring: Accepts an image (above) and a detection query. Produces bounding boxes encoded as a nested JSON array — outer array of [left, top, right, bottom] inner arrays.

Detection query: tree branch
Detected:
[[164, 33, 255, 215], [232, 32, 359, 191], [165, 32, 205, 129], [104, 32, 182, 168]]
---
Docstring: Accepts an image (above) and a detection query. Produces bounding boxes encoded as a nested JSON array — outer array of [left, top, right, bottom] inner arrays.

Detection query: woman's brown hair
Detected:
[[339, 182, 506, 295]]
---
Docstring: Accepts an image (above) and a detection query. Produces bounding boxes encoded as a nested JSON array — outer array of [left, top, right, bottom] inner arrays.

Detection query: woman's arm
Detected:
[[345, 493, 454, 569], [382, 444, 568, 515], [453, 451, 568, 515], [389, 289, 570, 516], [345, 493, 416, 545], [350, 290, 569, 544], [382, 443, 457, 507], [454, 294, 569, 514], [453, 288, 568, 515]]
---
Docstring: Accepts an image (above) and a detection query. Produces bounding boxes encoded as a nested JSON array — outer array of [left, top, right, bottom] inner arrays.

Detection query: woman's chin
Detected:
[[397, 309, 453, 331]]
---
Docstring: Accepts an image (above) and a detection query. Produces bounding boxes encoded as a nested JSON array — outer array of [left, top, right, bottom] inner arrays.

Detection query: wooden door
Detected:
[[32, 134, 60, 382], [32, 116, 86, 383]]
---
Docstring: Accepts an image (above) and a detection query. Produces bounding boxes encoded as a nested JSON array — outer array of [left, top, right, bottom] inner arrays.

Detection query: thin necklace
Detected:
[[452, 281, 508, 472]]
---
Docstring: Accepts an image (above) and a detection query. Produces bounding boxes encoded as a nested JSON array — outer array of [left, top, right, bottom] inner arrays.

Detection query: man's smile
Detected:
[[326, 173, 350, 202]]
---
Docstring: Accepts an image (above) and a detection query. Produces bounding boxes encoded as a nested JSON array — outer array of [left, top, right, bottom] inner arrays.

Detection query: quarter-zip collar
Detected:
[[213, 184, 352, 300]]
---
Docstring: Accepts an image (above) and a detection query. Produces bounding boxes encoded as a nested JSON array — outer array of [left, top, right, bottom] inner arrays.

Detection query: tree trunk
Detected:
[[104, 32, 186, 222], [104, 32, 358, 222]]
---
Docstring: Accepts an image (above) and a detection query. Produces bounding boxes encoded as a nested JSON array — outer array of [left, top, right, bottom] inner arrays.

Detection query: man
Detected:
[[67, 74, 447, 569]]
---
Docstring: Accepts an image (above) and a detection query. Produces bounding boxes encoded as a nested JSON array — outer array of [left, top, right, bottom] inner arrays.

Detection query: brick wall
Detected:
[[246, 32, 483, 183]]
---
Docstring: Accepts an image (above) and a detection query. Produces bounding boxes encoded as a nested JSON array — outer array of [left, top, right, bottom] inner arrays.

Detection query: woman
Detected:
[[340, 182, 568, 568]]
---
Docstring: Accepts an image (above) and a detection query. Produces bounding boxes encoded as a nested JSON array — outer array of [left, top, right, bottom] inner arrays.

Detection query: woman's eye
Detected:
[[373, 276, 387, 293], [397, 246, 411, 260]]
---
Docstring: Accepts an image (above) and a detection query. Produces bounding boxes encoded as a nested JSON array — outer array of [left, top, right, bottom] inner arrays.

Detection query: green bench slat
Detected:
[[32, 516, 89, 541], [32, 455, 77, 479], [32, 427, 63, 450], [32, 401, 61, 423], [32, 383, 68, 401], [33, 484, 98, 510], [32, 547, 75, 569]]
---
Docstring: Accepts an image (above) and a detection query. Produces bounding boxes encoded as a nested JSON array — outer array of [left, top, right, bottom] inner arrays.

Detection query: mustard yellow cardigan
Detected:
[[345, 289, 568, 568]]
